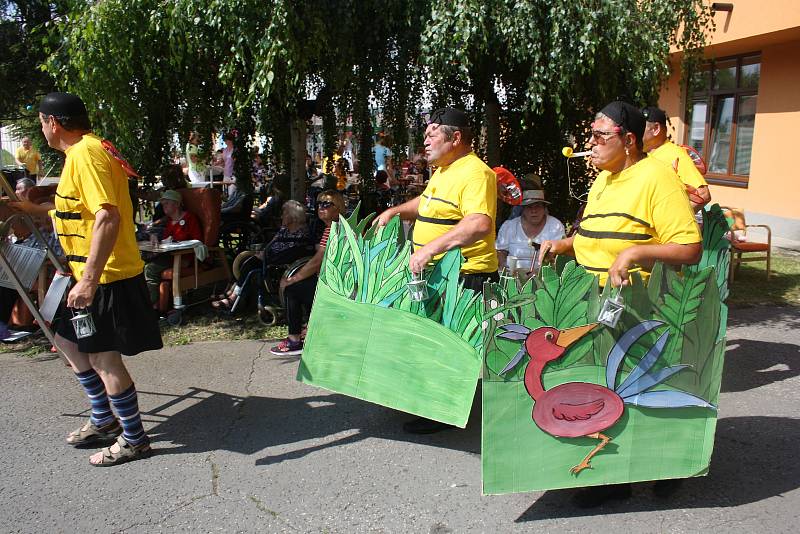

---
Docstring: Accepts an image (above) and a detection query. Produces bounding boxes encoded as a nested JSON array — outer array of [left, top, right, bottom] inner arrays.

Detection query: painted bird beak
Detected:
[[556, 323, 598, 348]]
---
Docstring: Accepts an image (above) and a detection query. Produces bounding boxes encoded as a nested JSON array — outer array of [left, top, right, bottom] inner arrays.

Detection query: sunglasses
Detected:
[[318, 200, 335, 209], [589, 121, 622, 144]]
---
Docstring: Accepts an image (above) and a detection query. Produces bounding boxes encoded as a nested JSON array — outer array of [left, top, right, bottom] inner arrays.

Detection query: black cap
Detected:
[[39, 92, 88, 117], [641, 106, 667, 125], [428, 107, 470, 128], [599, 101, 646, 142]]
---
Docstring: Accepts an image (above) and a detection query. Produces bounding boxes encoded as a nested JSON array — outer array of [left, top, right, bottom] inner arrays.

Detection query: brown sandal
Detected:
[[90, 435, 152, 467], [66, 420, 122, 447]]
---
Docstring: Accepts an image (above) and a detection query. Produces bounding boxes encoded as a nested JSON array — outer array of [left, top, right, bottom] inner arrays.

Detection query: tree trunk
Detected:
[[289, 117, 307, 202]]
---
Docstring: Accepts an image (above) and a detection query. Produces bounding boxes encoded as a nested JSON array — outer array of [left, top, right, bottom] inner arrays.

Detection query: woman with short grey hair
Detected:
[[212, 200, 313, 310]]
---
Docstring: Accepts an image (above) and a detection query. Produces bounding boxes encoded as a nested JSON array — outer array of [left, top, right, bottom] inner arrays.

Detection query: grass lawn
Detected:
[[727, 250, 800, 307], [2, 251, 797, 357], [1, 306, 288, 357]]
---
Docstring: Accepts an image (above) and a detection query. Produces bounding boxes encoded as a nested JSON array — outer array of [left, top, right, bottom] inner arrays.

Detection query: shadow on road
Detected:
[[721, 339, 800, 393], [514, 415, 800, 521], [127, 384, 481, 462]]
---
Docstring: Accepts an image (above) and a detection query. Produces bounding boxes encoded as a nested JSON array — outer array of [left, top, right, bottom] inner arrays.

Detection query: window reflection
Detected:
[[689, 101, 707, 155], [708, 97, 734, 174], [734, 95, 757, 175]]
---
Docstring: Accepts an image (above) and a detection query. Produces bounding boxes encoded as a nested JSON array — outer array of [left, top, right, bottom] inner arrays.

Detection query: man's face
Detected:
[[589, 116, 627, 171], [22, 137, 32, 149], [424, 123, 456, 166], [39, 114, 57, 149]]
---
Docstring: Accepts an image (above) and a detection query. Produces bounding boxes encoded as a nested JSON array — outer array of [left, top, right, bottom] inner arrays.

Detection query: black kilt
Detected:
[[55, 273, 163, 355]]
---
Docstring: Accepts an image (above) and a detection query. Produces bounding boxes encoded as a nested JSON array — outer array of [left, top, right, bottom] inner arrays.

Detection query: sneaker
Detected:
[[270, 338, 303, 356]]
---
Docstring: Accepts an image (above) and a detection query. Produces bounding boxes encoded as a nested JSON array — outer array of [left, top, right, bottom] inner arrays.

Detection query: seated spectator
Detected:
[[15, 177, 36, 198], [212, 200, 312, 310], [270, 190, 344, 355], [139, 164, 189, 221], [221, 183, 248, 223], [375, 170, 391, 191], [496, 190, 565, 273], [143, 190, 202, 305]]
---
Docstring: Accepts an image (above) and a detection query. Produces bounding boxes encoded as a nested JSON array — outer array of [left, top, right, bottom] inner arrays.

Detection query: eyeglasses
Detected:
[[318, 200, 334, 209], [590, 129, 621, 144], [589, 121, 622, 144]]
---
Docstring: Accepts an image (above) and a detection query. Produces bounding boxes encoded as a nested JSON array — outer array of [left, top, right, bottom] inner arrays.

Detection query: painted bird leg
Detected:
[[570, 432, 612, 475]]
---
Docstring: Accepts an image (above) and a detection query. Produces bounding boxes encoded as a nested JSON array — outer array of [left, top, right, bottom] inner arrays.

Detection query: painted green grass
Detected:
[[299, 211, 486, 426], [298, 284, 480, 427], [319, 215, 484, 349]]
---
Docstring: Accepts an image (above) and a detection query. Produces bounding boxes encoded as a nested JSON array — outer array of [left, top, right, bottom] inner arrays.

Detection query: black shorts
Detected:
[[55, 273, 163, 355], [460, 271, 499, 293]]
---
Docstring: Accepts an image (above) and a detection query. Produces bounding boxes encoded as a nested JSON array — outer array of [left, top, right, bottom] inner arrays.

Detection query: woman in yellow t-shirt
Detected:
[[541, 101, 701, 287]]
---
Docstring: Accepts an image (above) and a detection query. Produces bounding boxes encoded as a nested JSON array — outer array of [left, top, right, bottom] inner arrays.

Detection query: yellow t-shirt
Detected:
[[16, 146, 41, 175], [649, 140, 707, 189], [53, 134, 143, 283], [412, 152, 498, 274], [573, 156, 701, 285]]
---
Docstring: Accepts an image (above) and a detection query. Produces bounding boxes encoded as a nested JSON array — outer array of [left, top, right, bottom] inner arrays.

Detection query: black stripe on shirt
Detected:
[[581, 212, 651, 228], [580, 264, 609, 272], [416, 214, 461, 226], [58, 233, 86, 239], [577, 228, 653, 241], [66, 254, 87, 263], [56, 192, 80, 201], [55, 210, 82, 220], [425, 195, 459, 209]]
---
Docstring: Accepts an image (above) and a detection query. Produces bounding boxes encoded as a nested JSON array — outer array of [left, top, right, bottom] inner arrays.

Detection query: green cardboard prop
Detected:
[[298, 204, 729, 495], [297, 214, 485, 427], [482, 205, 731, 494]]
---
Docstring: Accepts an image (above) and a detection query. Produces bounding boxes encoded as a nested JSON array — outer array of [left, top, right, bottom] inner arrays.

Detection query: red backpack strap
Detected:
[[101, 139, 140, 178]]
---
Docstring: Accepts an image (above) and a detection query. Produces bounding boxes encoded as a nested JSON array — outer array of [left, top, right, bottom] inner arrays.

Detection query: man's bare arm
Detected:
[[375, 196, 421, 226], [67, 205, 121, 308]]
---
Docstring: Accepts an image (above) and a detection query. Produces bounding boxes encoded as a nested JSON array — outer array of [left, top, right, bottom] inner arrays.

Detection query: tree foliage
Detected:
[[35, 0, 711, 212]]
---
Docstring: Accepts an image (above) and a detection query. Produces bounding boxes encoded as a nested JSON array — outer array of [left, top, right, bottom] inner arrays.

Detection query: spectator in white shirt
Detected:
[[496, 189, 565, 272]]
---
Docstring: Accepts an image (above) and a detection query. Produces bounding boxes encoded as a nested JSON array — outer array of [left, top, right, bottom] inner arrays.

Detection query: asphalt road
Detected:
[[0, 305, 798, 533]]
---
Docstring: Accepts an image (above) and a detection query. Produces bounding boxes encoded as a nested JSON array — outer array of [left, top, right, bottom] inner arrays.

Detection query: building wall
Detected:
[[659, 1, 800, 243]]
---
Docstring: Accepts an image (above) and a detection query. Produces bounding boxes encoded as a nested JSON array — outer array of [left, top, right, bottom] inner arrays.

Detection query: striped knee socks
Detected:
[[75, 369, 115, 427], [109, 385, 148, 446]]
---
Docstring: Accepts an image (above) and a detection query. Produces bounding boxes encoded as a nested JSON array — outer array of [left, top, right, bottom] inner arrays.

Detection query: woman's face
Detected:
[[317, 199, 340, 225], [589, 116, 627, 172], [521, 202, 547, 226], [162, 199, 180, 218], [281, 206, 295, 226]]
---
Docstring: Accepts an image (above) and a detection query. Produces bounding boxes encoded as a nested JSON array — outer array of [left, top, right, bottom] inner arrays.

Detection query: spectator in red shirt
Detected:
[[143, 190, 202, 305]]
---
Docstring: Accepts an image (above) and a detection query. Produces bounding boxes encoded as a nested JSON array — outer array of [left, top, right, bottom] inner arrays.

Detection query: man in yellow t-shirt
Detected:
[[375, 107, 497, 435], [573, 156, 701, 286], [642, 106, 711, 211], [15, 137, 42, 178], [10, 92, 161, 467], [541, 101, 702, 289], [376, 107, 498, 289]]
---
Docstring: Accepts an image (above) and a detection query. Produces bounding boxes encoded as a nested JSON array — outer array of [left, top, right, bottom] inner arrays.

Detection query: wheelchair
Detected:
[[225, 249, 313, 326]]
